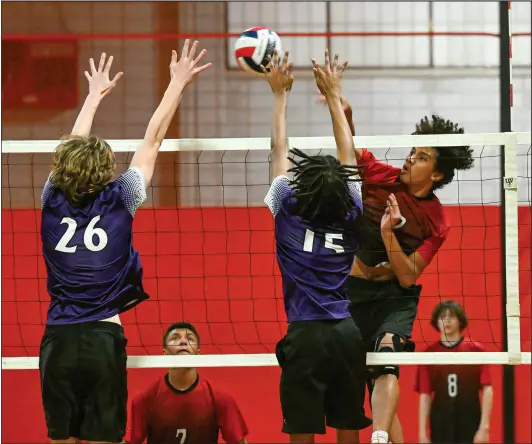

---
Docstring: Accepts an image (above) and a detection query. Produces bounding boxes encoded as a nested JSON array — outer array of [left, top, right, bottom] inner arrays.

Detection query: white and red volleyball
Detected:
[[234, 27, 282, 75]]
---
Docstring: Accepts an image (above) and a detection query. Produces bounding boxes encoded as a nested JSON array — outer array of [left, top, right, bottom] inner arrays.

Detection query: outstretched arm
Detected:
[[71, 53, 123, 137], [312, 50, 356, 167], [261, 50, 294, 179], [317, 91, 363, 161], [130, 39, 212, 187]]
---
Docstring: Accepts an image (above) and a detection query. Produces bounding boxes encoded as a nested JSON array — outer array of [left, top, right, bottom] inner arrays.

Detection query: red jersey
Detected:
[[130, 374, 248, 444], [415, 339, 491, 421], [354, 148, 449, 267]]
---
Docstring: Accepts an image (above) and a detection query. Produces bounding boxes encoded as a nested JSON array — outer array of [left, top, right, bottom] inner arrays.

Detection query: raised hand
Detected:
[[84, 53, 123, 98], [311, 49, 347, 98], [381, 193, 404, 230], [316, 88, 351, 111], [170, 39, 212, 86], [261, 49, 294, 95]]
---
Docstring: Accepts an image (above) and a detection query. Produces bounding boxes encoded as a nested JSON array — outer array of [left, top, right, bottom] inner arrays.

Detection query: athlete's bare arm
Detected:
[[70, 53, 123, 138], [262, 49, 294, 179], [130, 40, 212, 187]]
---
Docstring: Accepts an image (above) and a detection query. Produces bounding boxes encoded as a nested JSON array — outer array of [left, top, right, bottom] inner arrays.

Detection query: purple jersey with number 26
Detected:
[[265, 175, 363, 323], [41, 167, 149, 325]]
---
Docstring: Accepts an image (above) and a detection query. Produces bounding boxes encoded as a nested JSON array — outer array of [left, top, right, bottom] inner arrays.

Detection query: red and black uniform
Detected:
[[347, 149, 450, 349], [130, 374, 248, 444], [415, 339, 492, 443]]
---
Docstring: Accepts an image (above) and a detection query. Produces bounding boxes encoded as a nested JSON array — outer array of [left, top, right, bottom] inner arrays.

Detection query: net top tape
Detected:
[[2, 132, 531, 154], [2, 352, 531, 370]]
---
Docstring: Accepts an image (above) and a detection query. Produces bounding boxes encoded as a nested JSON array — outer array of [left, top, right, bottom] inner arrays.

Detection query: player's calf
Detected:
[[370, 333, 407, 443]]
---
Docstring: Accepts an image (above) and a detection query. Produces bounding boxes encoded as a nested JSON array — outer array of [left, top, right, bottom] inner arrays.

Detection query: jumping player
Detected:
[[263, 49, 371, 443], [416, 301, 493, 444], [39, 41, 211, 443], [318, 94, 475, 443], [130, 322, 248, 444]]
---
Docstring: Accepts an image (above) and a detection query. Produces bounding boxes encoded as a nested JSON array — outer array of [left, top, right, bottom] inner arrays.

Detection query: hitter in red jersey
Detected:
[[416, 301, 493, 444], [318, 94, 476, 443], [129, 322, 248, 444]]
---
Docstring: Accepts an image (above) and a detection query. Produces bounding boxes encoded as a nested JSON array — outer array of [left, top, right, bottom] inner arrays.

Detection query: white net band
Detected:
[[2, 131, 530, 369]]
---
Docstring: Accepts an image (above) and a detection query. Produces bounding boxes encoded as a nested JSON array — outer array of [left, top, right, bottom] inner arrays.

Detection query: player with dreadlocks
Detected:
[[263, 49, 371, 444], [317, 94, 475, 443]]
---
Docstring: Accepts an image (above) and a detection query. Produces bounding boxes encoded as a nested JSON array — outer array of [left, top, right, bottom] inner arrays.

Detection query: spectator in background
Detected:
[[130, 322, 248, 444], [416, 301, 493, 444]]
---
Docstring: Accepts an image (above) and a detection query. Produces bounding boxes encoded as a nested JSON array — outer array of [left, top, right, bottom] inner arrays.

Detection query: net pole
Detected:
[[499, 2, 515, 443]]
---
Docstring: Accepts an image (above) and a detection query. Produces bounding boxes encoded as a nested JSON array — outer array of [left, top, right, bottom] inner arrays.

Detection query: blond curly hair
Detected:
[[50, 136, 116, 205]]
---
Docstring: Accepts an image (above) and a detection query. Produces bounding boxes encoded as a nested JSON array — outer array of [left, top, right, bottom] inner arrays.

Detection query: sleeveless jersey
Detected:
[[265, 175, 363, 322], [41, 167, 148, 325]]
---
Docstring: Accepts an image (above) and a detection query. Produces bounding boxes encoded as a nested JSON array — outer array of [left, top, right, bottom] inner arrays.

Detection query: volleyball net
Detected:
[[2, 132, 531, 369]]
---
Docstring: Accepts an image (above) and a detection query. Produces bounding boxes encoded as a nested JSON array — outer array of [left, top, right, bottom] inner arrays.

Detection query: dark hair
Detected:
[[163, 322, 200, 346], [287, 148, 363, 226], [430, 300, 468, 332], [413, 115, 475, 190]]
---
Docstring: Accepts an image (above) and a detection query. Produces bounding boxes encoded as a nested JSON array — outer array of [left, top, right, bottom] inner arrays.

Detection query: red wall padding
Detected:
[[2, 205, 530, 443]]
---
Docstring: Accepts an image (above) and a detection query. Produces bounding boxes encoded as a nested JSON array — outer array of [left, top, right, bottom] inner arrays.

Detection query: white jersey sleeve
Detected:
[[41, 175, 56, 210], [347, 180, 363, 213], [115, 167, 147, 217], [264, 175, 292, 218]]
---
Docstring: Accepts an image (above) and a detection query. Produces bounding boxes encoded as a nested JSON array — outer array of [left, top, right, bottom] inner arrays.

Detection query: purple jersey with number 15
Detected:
[[264, 175, 363, 323], [41, 167, 149, 326]]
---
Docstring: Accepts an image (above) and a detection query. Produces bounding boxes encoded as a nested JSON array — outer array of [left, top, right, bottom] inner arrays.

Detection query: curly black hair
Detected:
[[413, 115, 475, 190], [430, 300, 468, 332], [287, 148, 363, 226]]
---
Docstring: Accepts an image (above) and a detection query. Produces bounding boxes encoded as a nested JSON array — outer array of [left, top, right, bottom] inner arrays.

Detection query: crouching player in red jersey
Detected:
[[129, 322, 248, 444], [416, 301, 493, 444]]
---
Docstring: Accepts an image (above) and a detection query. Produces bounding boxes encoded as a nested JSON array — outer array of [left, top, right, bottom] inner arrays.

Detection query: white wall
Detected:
[[2, 2, 530, 209]]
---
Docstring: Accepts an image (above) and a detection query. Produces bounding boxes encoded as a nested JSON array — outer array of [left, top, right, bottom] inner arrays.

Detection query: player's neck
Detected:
[[167, 368, 199, 391], [408, 181, 433, 198], [440, 333, 462, 346]]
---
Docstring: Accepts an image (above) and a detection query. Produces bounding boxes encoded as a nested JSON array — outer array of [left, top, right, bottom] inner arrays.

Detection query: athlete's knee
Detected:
[[372, 333, 405, 379]]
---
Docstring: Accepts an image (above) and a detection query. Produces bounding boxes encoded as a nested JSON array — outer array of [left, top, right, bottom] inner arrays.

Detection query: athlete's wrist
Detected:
[[85, 92, 103, 106]]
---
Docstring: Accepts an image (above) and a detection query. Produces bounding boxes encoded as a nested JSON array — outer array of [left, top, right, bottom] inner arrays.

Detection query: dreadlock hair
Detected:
[[287, 148, 363, 226], [413, 115, 475, 190]]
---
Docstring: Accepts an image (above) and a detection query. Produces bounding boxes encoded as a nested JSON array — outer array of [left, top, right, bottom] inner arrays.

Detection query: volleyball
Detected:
[[234, 27, 282, 75]]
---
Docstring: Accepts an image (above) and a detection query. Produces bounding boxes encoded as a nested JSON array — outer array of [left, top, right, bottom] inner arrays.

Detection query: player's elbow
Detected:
[[397, 274, 417, 288]]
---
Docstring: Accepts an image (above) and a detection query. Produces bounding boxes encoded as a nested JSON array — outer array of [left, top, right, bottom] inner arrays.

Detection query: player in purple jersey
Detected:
[[39, 41, 211, 444], [263, 49, 371, 443]]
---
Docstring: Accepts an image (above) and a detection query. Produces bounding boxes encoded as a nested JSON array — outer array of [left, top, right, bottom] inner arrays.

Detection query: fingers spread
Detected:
[[111, 72, 124, 84], [98, 53, 106, 72], [287, 62, 294, 79], [188, 40, 199, 61], [89, 58, 97, 74], [193, 63, 213, 74], [193, 48, 208, 65], [104, 55, 114, 74], [281, 50, 289, 71], [84, 71, 92, 81], [181, 39, 190, 59], [339, 60, 348, 77]]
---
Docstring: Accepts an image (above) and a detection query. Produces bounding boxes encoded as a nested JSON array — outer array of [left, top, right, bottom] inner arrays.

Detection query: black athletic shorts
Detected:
[[346, 276, 420, 352], [39, 321, 128, 442], [275, 318, 372, 435], [430, 407, 480, 444]]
